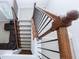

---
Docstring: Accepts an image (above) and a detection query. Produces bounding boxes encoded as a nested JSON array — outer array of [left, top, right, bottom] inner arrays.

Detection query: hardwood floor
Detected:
[[19, 50, 32, 54]]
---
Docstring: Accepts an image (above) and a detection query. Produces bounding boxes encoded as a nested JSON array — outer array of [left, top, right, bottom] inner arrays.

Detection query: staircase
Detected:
[[17, 20, 32, 54]]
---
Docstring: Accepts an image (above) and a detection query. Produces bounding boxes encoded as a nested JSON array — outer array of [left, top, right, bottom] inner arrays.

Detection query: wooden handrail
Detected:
[[13, 0, 18, 16], [32, 19, 38, 39], [12, 7, 19, 48], [32, 3, 38, 38]]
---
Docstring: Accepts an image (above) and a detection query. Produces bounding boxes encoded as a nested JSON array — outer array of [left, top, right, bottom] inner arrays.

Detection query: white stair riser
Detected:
[[20, 35, 31, 37], [19, 27, 31, 29], [20, 31, 31, 34], [21, 45, 31, 47], [20, 39, 31, 41], [21, 48, 31, 50], [19, 22, 31, 25], [18, 20, 31, 22], [21, 42, 31, 44]]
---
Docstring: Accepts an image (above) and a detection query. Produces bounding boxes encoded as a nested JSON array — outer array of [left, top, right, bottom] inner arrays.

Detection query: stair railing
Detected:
[[12, 7, 19, 48], [32, 4, 79, 59], [10, 0, 19, 48]]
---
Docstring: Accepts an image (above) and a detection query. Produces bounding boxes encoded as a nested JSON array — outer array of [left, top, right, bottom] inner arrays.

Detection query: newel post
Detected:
[[57, 27, 72, 59], [57, 10, 79, 59]]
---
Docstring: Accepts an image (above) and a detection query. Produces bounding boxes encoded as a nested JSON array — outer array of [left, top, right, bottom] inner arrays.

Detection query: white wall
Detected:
[[47, 0, 79, 16], [0, 55, 38, 59], [0, 20, 10, 43], [0, 10, 7, 20], [16, 0, 48, 8], [0, 0, 12, 43], [18, 8, 33, 20], [17, 0, 49, 21], [0, 0, 13, 6], [0, 0, 49, 20], [0, 0, 13, 19], [36, 0, 49, 8], [46, 0, 79, 59]]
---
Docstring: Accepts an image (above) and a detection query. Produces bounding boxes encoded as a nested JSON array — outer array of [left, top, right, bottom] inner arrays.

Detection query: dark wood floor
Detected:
[[19, 50, 32, 54]]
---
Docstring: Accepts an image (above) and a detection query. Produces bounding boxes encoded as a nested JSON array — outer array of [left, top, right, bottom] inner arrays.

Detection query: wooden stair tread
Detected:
[[19, 50, 32, 54]]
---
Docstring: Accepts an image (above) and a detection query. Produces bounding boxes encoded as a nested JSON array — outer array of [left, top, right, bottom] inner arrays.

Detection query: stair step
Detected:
[[19, 50, 32, 54], [20, 42, 31, 45], [19, 29, 31, 31], [19, 27, 31, 30], [18, 32, 31, 34], [18, 24, 31, 27], [18, 22, 31, 25], [17, 20, 31, 51], [20, 35, 31, 37], [21, 47, 31, 50], [20, 45, 31, 47], [19, 31, 31, 34], [20, 37, 31, 39], [20, 40, 31, 42], [18, 20, 31, 22], [18, 25, 31, 27], [20, 44, 31, 46], [20, 47, 31, 49], [19, 37, 31, 39], [18, 33, 31, 35], [20, 39, 31, 41]]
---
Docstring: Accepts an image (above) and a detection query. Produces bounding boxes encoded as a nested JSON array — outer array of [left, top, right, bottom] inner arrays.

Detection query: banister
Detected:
[[32, 6, 61, 38], [39, 8, 79, 27], [36, 7, 58, 20], [38, 10, 79, 38], [37, 7, 79, 26], [32, 19, 38, 39], [12, 7, 18, 20], [32, 3, 38, 38], [32, 4, 79, 38], [32, 5, 79, 59], [12, 7, 19, 48], [36, 7, 79, 27], [13, 0, 18, 16]]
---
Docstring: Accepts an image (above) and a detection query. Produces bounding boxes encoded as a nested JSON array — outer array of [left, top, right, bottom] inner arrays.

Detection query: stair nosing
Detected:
[[19, 37, 31, 39], [17, 33, 31, 35], [19, 29, 31, 31], [17, 25, 31, 27], [18, 20, 31, 22]]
